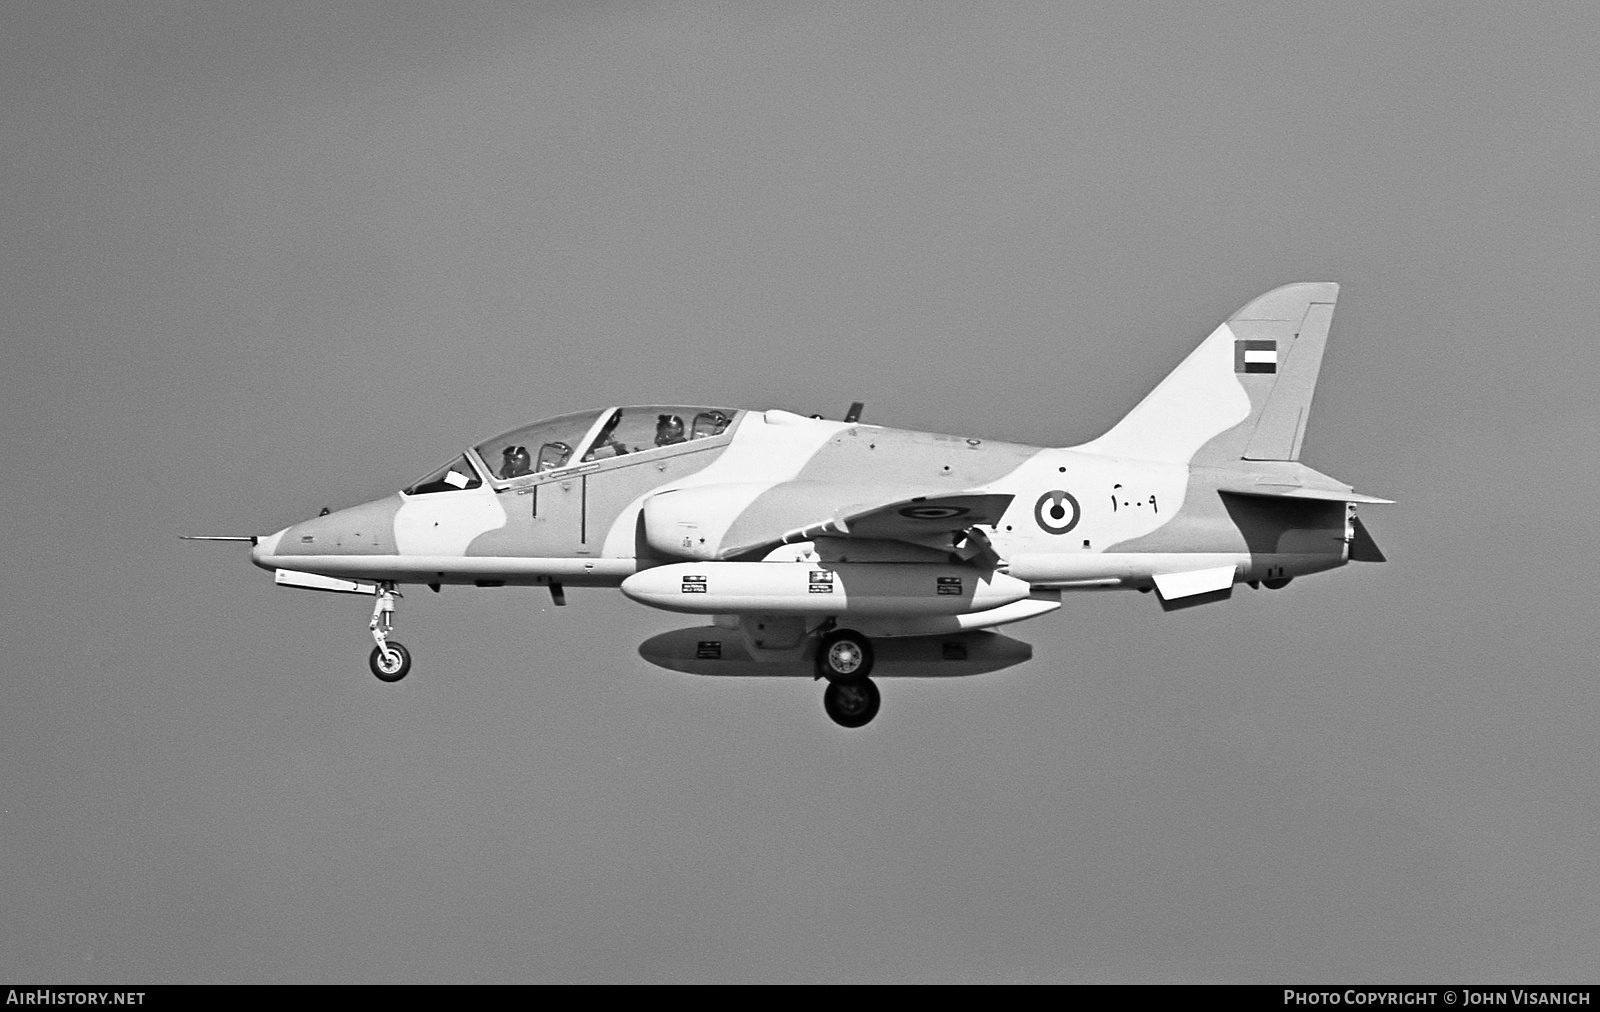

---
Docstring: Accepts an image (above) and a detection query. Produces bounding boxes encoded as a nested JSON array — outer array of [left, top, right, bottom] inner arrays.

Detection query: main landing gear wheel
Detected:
[[817, 628, 875, 681], [368, 642, 412, 682], [823, 677, 881, 728]]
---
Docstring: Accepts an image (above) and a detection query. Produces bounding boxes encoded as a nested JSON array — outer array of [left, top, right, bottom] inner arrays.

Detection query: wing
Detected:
[[643, 483, 1013, 561], [777, 492, 1015, 546]]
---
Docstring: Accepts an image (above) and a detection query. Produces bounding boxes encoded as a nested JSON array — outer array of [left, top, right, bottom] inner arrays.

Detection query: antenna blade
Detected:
[[843, 401, 864, 424]]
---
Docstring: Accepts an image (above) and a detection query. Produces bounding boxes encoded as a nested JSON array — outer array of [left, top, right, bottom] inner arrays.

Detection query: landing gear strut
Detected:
[[367, 582, 411, 682], [817, 628, 880, 727]]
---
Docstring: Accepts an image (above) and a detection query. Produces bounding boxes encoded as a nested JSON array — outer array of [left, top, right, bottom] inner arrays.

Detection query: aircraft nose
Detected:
[[263, 496, 402, 564], [251, 529, 286, 571]]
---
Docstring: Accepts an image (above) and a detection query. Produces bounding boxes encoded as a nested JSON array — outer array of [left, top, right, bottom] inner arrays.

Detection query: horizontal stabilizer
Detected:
[[1217, 481, 1394, 505], [1209, 461, 1394, 505], [275, 568, 377, 595], [180, 535, 258, 543]]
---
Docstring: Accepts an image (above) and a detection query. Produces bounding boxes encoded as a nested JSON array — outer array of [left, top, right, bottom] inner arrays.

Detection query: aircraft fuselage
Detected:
[[201, 282, 1389, 725], [252, 409, 1352, 595]]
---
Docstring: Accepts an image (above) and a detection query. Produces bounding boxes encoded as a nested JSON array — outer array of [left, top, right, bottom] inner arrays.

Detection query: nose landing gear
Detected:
[[367, 582, 411, 682]]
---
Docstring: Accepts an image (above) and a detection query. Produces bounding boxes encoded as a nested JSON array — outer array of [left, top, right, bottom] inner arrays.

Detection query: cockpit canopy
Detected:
[[399, 406, 739, 494], [576, 406, 734, 463], [475, 409, 599, 481], [403, 456, 482, 496]]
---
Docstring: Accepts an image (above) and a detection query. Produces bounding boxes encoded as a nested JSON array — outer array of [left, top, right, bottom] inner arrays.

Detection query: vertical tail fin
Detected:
[[1077, 282, 1340, 465]]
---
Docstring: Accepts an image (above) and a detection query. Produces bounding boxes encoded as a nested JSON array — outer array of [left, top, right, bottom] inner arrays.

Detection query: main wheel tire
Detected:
[[369, 642, 412, 682], [817, 628, 875, 681], [823, 677, 881, 728]]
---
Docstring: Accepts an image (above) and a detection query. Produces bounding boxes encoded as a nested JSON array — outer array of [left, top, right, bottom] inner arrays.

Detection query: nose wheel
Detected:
[[367, 582, 412, 682], [369, 642, 412, 682]]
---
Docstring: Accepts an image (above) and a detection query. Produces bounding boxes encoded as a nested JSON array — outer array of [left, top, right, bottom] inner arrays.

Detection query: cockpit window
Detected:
[[579, 407, 738, 462], [474, 410, 603, 481], [690, 410, 732, 440], [404, 455, 483, 495], [536, 441, 573, 471]]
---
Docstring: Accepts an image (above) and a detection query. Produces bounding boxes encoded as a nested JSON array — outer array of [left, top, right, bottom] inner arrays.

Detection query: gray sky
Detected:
[[4, 1, 1599, 982]]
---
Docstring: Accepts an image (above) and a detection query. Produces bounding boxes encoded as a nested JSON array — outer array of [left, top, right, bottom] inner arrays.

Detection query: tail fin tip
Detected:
[[1231, 282, 1339, 322], [1078, 282, 1343, 465]]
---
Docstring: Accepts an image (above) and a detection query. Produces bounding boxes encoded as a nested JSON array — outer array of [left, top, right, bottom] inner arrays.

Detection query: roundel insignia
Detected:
[[1033, 490, 1080, 534], [898, 505, 970, 520]]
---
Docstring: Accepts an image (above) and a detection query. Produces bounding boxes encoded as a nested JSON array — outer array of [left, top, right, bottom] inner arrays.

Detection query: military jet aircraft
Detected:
[[188, 282, 1388, 727]]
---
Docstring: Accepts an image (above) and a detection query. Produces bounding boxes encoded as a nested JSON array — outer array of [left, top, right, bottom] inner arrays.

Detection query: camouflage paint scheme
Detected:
[[222, 282, 1394, 722], [254, 282, 1388, 619]]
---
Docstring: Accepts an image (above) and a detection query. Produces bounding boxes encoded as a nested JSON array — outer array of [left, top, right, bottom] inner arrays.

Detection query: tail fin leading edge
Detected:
[[1078, 282, 1340, 466]]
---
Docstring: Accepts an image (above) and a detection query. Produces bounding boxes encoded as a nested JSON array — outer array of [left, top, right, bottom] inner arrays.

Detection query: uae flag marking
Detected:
[[1236, 339, 1278, 374]]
